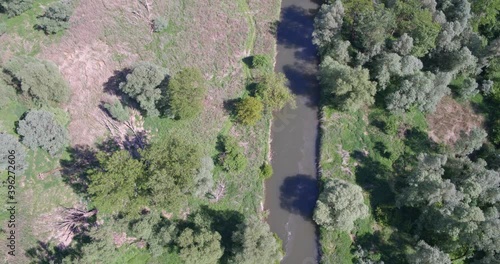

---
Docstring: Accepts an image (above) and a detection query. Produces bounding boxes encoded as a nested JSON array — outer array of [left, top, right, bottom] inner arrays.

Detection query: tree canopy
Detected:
[[3, 56, 70, 105], [17, 110, 68, 156], [165, 68, 206, 119]]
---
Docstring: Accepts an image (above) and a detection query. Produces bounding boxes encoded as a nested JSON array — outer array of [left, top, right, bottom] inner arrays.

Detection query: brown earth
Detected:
[[427, 96, 484, 145]]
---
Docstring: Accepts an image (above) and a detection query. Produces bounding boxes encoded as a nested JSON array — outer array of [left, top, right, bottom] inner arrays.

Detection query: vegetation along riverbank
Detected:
[[312, 0, 500, 263], [0, 0, 294, 262]]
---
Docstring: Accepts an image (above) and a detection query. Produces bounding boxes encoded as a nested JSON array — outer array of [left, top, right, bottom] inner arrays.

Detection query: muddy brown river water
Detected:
[[264, 0, 321, 263]]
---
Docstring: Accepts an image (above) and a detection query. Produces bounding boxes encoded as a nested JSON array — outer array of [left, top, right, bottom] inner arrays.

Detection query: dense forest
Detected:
[[313, 0, 500, 263]]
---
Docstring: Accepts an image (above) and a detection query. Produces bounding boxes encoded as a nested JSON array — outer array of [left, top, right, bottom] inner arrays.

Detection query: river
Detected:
[[264, 0, 321, 263]]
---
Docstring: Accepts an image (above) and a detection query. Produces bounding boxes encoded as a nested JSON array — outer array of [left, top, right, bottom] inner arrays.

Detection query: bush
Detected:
[[17, 110, 68, 156], [0, 0, 34, 16], [235, 97, 263, 126], [259, 163, 273, 179], [3, 56, 70, 105], [36, 0, 74, 34], [255, 72, 295, 111], [252, 55, 272, 70], [218, 135, 247, 173], [0, 133, 27, 174], [104, 101, 129, 122], [152, 17, 168, 32], [119, 62, 167, 117], [165, 68, 206, 119], [0, 23, 6, 36], [491, 119, 500, 146]]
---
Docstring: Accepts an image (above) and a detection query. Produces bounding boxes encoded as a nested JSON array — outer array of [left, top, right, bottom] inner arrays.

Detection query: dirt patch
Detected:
[[427, 96, 484, 145]]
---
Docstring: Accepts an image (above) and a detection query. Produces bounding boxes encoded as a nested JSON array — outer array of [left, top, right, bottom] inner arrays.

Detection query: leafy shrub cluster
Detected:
[[17, 110, 68, 156], [217, 135, 247, 173], [103, 101, 129, 122], [0, 0, 34, 17], [3, 56, 70, 106], [119, 65, 207, 120], [0, 133, 27, 174], [234, 72, 294, 125], [36, 0, 74, 34]]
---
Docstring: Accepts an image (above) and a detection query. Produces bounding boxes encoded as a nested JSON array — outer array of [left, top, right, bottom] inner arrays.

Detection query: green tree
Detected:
[[229, 217, 282, 264], [104, 101, 129, 122], [88, 150, 145, 215], [36, 0, 74, 34], [313, 178, 369, 232], [394, 0, 441, 57], [3, 56, 70, 105], [453, 127, 487, 156], [386, 72, 451, 113], [319, 56, 377, 111], [351, 4, 395, 53], [17, 110, 68, 156], [165, 68, 206, 119], [0, 0, 34, 16], [255, 72, 295, 111], [119, 62, 167, 117], [193, 157, 215, 198], [217, 135, 247, 173], [152, 17, 168, 33], [0, 133, 27, 174], [259, 163, 273, 179], [312, 1, 345, 53], [471, 0, 500, 40], [142, 136, 202, 209], [176, 228, 223, 264], [407, 241, 451, 264], [235, 97, 263, 126], [251, 55, 272, 71]]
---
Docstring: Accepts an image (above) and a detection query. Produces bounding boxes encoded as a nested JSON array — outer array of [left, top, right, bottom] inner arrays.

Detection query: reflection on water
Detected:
[[264, 0, 321, 263]]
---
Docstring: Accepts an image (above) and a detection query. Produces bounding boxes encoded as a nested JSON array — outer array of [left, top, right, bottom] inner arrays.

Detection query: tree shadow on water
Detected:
[[279, 174, 319, 220]]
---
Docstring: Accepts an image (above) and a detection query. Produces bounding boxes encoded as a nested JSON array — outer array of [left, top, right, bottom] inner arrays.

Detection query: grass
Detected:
[[0, 0, 282, 262], [318, 105, 433, 263]]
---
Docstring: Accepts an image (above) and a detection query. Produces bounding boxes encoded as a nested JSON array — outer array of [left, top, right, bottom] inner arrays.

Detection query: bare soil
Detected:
[[427, 96, 484, 145]]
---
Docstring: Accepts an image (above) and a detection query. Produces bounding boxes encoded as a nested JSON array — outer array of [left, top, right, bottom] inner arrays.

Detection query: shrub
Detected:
[[152, 17, 168, 32], [313, 178, 369, 231], [0, 0, 34, 16], [255, 72, 295, 111], [259, 163, 273, 179], [193, 157, 215, 198], [36, 0, 74, 34], [104, 101, 129, 122], [17, 110, 68, 156], [218, 135, 247, 173], [3, 56, 70, 105], [491, 119, 500, 146], [235, 97, 263, 126], [165, 68, 206, 119], [0, 133, 27, 174], [0, 23, 6, 36], [119, 62, 167, 117], [252, 55, 272, 70]]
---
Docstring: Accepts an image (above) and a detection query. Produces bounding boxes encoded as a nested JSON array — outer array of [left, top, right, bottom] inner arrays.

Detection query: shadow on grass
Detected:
[[352, 152, 395, 211], [59, 138, 121, 196], [279, 174, 319, 219], [355, 230, 413, 264], [25, 234, 90, 264]]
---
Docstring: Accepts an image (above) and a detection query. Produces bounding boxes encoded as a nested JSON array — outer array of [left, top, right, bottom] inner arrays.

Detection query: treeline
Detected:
[[313, 0, 500, 263]]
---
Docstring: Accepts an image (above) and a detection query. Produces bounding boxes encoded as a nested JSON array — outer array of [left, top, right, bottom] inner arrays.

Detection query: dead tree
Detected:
[[57, 208, 98, 241]]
